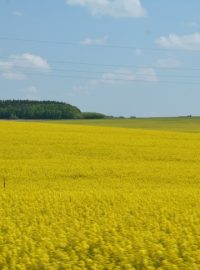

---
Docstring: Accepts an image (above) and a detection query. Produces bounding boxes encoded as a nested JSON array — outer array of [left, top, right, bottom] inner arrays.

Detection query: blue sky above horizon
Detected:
[[1, 0, 200, 117]]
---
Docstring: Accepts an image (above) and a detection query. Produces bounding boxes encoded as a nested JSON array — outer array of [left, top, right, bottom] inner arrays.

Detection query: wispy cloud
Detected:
[[156, 33, 200, 50], [80, 36, 108, 46], [0, 53, 50, 80], [0, 61, 13, 70], [184, 22, 200, 28], [66, 84, 90, 98], [22, 86, 40, 100], [136, 68, 158, 82], [94, 68, 158, 85], [135, 48, 143, 56], [23, 86, 38, 94], [13, 11, 23, 17], [156, 58, 181, 68], [66, 0, 146, 18], [66, 67, 158, 99], [2, 72, 26, 81]]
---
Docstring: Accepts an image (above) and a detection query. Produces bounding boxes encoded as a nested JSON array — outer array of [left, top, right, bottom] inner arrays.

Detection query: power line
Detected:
[[2, 70, 200, 85], [1, 36, 200, 53], [47, 61, 200, 71], [1, 56, 200, 71], [1, 66, 200, 79]]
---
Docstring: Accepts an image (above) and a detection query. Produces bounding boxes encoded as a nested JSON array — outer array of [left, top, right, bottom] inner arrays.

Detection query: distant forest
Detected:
[[0, 100, 107, 120]]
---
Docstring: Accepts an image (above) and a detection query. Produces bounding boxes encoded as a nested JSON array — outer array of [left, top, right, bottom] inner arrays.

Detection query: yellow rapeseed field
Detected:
[[1, 121, 200, 270]]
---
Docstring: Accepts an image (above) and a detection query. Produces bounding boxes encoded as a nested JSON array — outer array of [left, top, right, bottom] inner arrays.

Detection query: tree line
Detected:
[[0, 100, 107, 120]]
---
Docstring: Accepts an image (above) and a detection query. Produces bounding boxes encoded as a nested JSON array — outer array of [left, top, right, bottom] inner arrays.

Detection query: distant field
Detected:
[[1, 121, 200, 269], [33, 117, 200, 133]]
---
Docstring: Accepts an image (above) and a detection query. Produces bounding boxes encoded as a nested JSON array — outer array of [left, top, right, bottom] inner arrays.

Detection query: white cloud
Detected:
[[156, 33, 200, 50], [11, 53, 50, 70], [0, 53, 50, 80], [136, 68, 158, 82], [13, 11, 23, 16], [80, 36, 108, 45], [156, 58, 181, 68], [66, 0, 146, 18], [101, 69, 135, 84], [68, 68, 158, 96], [96, 68, 158, 85], [2, 72, 26, 80], [0, 61, 13, 70]]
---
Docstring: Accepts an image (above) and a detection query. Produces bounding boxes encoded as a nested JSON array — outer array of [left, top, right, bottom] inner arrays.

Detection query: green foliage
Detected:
[[82, 112, 106, 119], [0, 100, 82, 120]]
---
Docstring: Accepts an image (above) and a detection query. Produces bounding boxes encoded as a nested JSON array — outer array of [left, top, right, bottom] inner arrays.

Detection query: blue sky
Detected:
[[1, 0, 200, 116]]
